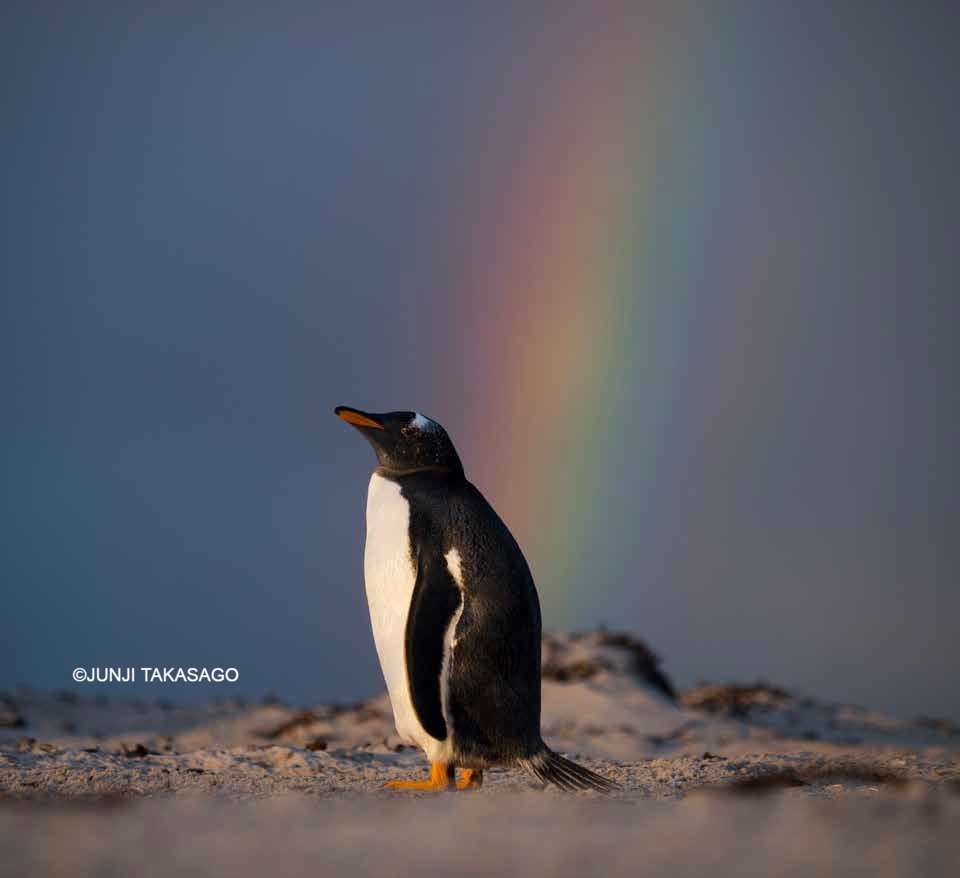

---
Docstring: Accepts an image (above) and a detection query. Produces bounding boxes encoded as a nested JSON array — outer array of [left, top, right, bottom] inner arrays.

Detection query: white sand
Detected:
[[2, 632, 958, 875]]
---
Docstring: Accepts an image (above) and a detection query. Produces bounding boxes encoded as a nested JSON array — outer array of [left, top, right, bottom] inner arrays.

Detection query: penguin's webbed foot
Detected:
[[455, 768, 483, 790], [383, 762, 455, 792]]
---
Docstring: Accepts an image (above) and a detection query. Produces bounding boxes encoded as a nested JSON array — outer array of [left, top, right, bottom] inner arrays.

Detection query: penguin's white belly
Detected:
[[364, 473, 451, 762]]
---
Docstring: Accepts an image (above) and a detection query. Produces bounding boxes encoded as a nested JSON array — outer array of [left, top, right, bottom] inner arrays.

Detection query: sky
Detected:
[[2, 1, 958, 720]]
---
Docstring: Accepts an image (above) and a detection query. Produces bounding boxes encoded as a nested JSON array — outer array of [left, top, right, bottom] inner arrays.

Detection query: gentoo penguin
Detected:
[[335, 405, 616, 792]]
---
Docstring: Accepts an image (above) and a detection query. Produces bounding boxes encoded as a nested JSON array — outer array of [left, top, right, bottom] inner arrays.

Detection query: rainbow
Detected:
[[439, 7, 712, 625]]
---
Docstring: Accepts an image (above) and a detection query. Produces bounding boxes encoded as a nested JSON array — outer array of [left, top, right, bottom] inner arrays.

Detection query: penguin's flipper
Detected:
[[404, 549, 462, 742]]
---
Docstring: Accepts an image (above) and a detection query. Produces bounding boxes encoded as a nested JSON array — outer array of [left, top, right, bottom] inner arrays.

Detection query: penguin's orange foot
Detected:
[[456, 768, 483, 790], [383, 762, 455, 792]]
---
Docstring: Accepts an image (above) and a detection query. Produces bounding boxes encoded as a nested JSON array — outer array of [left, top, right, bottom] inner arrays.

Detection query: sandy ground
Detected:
[[2, 631, 959, 875]]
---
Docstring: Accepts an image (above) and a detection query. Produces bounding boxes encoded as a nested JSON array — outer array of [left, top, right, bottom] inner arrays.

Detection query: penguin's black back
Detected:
[[392, 468, 543, 765]]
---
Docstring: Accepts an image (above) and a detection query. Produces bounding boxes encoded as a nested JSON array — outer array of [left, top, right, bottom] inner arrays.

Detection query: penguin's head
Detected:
[[334, 406, 464, 477]]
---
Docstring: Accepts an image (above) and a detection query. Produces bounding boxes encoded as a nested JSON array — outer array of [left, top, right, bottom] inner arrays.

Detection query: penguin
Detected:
[[335, 405, 616, 792]]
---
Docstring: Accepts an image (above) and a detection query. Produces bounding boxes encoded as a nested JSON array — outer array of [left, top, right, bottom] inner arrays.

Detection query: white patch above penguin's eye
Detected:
[[411, 412, 437, 432]]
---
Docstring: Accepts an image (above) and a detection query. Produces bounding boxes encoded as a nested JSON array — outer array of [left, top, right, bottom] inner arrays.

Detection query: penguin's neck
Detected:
[[374, 464, 465, 482]]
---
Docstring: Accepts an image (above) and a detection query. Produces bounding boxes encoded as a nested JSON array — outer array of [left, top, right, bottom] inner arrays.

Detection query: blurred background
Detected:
[[2, 1, 957, 720]]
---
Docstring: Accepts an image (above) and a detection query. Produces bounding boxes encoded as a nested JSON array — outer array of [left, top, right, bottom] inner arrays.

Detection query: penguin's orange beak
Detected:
[[334, 406, 385, 430]]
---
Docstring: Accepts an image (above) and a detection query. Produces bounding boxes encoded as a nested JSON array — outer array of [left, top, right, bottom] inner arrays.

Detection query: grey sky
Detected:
[[2, 2, 958, 720]]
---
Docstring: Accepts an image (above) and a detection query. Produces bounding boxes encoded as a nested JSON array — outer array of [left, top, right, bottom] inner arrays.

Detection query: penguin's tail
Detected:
[[519, 747, 620, 793]]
